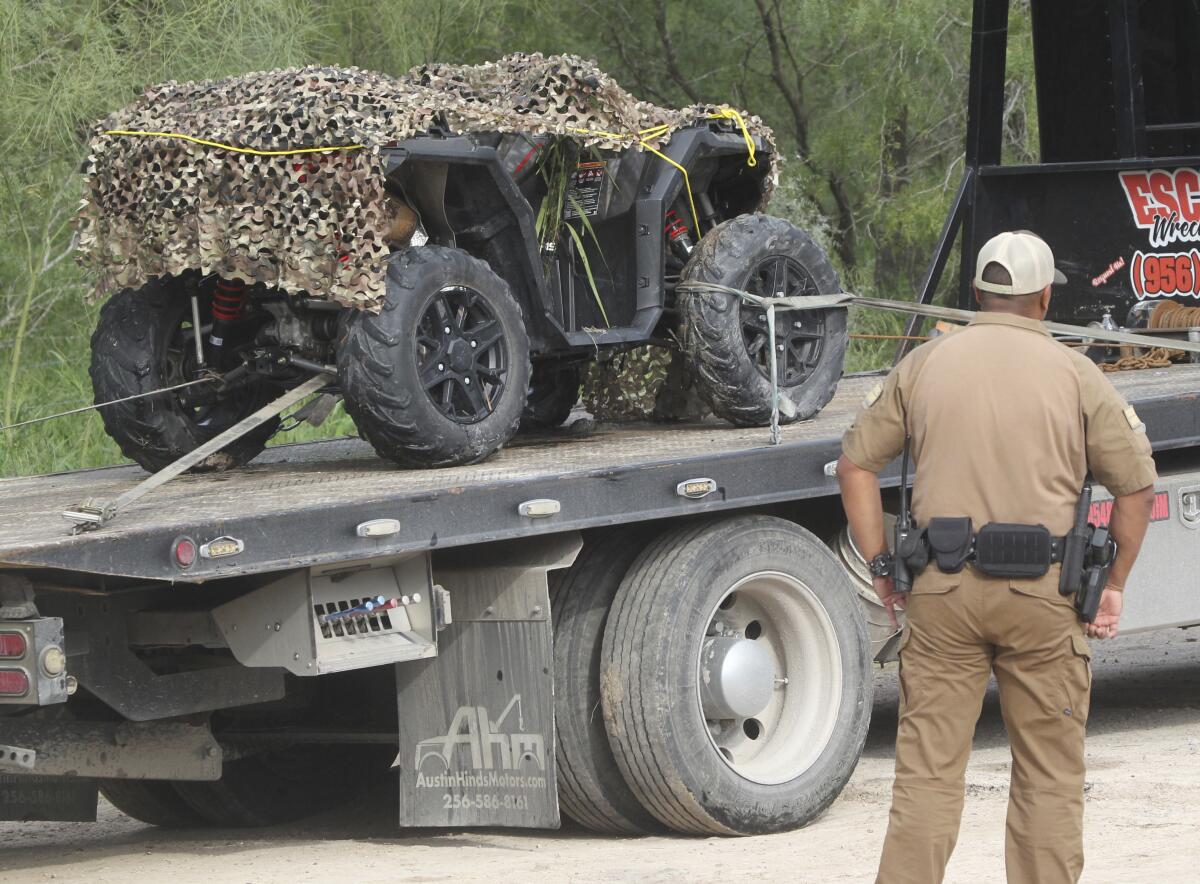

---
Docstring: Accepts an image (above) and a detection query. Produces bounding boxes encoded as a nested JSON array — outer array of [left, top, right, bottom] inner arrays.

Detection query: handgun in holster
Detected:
[[1058, 484, 1118, 623], [1077, 524, 1116, 623], [892, 435, 927, 594]]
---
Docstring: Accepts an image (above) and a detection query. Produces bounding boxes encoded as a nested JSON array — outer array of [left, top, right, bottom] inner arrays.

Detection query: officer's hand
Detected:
[[873, 576, 906, 630], [1087, 587, 1123, 640]]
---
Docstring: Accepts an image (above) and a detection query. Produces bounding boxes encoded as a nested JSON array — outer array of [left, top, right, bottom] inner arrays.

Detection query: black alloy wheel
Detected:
[[417, 285, 509, 424], [740, 256, 827, 386], [678, 214, 847, 427], [337, 245, 530, 468]]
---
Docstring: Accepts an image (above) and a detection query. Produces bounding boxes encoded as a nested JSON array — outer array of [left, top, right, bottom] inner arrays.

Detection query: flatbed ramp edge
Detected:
[[1, 366, 1197, 583]]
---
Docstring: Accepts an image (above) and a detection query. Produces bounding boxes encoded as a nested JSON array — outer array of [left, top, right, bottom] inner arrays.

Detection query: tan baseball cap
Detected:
[[974, 230, 1067, 295]]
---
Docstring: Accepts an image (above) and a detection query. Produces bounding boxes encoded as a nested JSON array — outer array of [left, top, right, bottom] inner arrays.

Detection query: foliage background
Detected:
[[0, 0, 1038, 477]]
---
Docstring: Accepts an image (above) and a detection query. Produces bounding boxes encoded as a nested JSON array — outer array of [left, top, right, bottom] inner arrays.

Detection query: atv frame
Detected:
[[382, 120, 771, 353]]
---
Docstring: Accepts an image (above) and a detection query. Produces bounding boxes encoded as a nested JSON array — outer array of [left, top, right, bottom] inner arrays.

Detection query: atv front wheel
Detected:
[[90, 277, 279, 473], [338, 247, 531, 468], [679, 215, 847, 426]]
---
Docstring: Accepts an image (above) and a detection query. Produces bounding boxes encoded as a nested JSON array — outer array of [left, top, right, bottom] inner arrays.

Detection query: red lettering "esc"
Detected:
[[1120, 169, 1200, 226]]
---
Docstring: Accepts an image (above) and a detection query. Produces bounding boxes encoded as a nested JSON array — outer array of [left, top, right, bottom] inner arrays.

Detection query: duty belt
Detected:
[[905, 517, 1066, 579]]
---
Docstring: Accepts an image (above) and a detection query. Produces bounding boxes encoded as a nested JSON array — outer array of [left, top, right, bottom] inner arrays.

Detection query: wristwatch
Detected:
[[869, 552, 895, 578]]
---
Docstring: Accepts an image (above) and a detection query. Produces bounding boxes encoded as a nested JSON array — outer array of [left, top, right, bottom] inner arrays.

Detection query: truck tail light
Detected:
[[0, 669, 30, 697], [0, 632, 27, 658], [173, 537, 197, 568]]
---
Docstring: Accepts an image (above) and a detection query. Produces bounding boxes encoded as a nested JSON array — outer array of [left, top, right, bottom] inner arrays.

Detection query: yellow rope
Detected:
[[569, 111, 756, 232], [107, 115, 753, 237], [708, 106, 757, 167], [637, 141, 702, 232], [103, 130, 364, 156]]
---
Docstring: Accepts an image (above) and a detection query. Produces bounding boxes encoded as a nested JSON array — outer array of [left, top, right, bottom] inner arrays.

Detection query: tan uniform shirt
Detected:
[[842, 312, 1157, 535]]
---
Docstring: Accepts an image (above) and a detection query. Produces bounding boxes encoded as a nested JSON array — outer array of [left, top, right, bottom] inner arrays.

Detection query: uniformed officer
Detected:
[[837, 230, 1157, 884]]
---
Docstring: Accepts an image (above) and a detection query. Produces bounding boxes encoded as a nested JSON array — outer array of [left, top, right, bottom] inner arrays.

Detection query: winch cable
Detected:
[[675, 282, 1200, 445], [62, 372, 331, 532], [0, 377, 218, 432], [1099, 300, 1200, 372], [849, 294, 1200, 355]]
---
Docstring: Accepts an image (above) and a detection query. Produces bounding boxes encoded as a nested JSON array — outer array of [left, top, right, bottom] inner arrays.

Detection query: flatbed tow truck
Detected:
[[3, 0, 1200, 838]]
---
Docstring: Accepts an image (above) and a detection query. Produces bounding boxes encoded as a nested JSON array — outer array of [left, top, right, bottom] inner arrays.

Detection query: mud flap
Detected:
[[0, 775, 96, 822], [394, 534, 581, 828]]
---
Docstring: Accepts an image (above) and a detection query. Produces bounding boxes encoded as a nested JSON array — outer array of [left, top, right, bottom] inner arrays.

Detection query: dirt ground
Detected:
[[1, 627, 1197, 884]]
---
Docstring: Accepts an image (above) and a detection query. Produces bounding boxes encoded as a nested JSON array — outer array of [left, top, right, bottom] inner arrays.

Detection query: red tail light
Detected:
[[173, 537, 197, 568], [0, 669, 29, 697], [0, 632, 26, 658]]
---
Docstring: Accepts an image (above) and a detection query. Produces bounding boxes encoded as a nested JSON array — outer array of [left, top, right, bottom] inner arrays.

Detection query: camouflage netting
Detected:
[[77, 53, 776, 309], [582, 346, 712, 422]]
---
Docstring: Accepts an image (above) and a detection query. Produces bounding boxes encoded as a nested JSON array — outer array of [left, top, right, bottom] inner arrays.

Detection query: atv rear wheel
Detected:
[[679, 215, 847, 427], [338, 246, 530, 468], [89, 277, 279, 473]]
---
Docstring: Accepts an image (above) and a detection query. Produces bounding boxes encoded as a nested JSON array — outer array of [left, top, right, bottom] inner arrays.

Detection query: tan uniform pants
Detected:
[[876, 566, 1093, 884]]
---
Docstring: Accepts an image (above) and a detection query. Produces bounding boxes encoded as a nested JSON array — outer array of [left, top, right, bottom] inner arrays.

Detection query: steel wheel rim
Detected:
[[415, 285, 508, 424], [696, 570, 843, 786], [740, 256, 826, 385]]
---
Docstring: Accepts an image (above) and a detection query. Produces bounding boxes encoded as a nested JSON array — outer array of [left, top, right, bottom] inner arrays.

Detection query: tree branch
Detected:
[[652, 0, 702, 103]]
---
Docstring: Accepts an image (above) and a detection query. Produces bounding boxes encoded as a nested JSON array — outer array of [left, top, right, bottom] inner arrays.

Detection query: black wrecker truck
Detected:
[[2, 0, 1200, 837]]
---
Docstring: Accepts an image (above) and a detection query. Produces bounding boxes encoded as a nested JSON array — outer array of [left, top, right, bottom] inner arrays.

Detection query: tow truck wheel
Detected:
[[600, 515, 872, 835], [549, 529, 663, 834], [173, 746, 377, 827], [99, 779, 207, 828]]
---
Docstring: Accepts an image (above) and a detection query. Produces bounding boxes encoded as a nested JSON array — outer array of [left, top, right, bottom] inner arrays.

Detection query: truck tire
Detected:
[[600, 515, 872, 835], [172, 746, 375, 827], [679, 215, 847, 427], [338, 247, 531, 468], [549, 529, 663, 834], [99, 779, 207, 828], [90, 279, 279, 472], [522, 362, 581, 429]]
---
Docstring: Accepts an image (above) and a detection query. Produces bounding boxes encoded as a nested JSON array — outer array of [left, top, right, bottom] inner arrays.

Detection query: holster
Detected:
[[1074, 526, 1116, 623], [925, 517, 973, 573], [894, 524, 929, 592]]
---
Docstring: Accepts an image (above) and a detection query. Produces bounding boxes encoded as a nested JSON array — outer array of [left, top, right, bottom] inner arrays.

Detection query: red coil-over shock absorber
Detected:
[[208, 278, 245, 361], [665, 209, 694, 262]]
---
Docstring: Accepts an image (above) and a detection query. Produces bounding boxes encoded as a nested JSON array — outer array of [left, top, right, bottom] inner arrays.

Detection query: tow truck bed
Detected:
[[1, 366, 1197, 583]]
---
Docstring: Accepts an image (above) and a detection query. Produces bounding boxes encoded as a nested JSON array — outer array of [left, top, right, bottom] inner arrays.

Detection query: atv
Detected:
[[84, 62, 847, 472]]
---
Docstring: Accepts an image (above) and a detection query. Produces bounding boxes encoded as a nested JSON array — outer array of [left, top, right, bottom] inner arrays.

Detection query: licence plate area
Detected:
[[0, 774, 96, 822]]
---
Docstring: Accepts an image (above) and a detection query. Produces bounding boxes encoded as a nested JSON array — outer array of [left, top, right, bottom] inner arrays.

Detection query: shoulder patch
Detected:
[[863, 381, 884, 409], [1123, 405, 1146, 432]]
